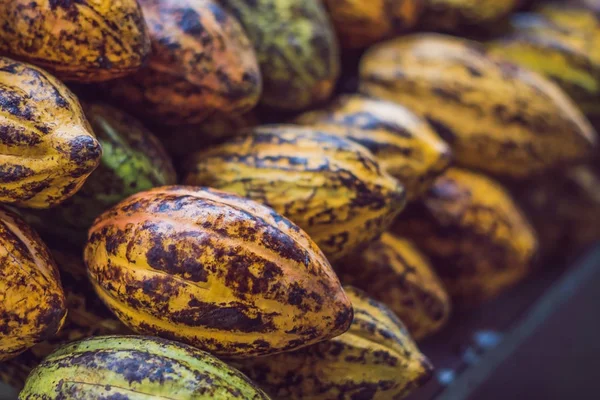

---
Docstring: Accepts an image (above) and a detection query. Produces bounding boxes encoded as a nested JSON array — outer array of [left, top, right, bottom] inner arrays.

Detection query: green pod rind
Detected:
[[19, 335, 271, 399], [219, 0, 340, 110], [419, 0, 519, 33], [20, 102, 177, 247]]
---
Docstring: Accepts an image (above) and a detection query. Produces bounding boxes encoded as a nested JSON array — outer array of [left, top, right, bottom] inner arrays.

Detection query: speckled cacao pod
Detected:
[[393, 168, 538, 305], [84, 186, 353, 358], [19, 335, 271, 399], [219, 0, 339, 110], [323, 0, 424, 49], [0, 57, 102, 208], [420, 0, 519, 33], [0, 208, 67, 361], [184, 125, 406, 261], [295, 95, 452, 200], [337, 232, 451, 341], [20, 102, 176, 247], [0, 0, 150, 82], [234, 286, 433, 400], [105, 0, 261, 125], [0, 250, 128, 389], [359, 34, 597, 179]]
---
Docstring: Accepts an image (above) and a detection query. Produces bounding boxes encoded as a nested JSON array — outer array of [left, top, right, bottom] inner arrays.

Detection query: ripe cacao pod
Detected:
[[0, 250, 127, 389], [420, 0, 519, 33], [0, 207, 67, 361], [0, 57, 102, 208], [234, 286, 433, 400], [218, 0, 339, 110], [295, 94, 452, 200], [184, 125, 406, 261], [393, 168, 538, 305], [19, 335, 270, 399], [337, 232, 451, 340], [20, 102, 176, 247], [84, 186, 353, 358], [359, 34, 597, 179], [0, 0, 151, 82], [322, 0, 424, 49], [105, 0, 262, 125]]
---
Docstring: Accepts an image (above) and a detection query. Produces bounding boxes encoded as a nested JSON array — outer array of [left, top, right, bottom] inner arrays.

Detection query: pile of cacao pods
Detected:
[[0, 0, 598, 398]]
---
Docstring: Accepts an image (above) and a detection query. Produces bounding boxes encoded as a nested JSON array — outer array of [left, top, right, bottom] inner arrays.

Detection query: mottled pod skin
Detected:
[[393, 168, 538, 305], [337, 233, 451, 341], [219, 0, 340, 110], [488, 8, 600, 119], [295, 95, 452, 200], [0, 208, 67, 362], [0, 58, 102, 208], [84, 186, 353, 358], [19, 335, 270, 399], [20, 102, 177, 247], [106, 0, 261, 125], [420, 0, 519, 32], [322, 0, 424, 49], [234, 286, 433, 400], [184, 125, 406, 261], [0, 0, 150, 82], [359, 34, 597, 179], [0, 250, 128, 389]]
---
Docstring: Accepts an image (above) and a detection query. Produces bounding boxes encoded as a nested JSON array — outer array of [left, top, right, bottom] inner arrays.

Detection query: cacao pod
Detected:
[[84, 186, 353, 358], [235, 286, 433, 400], [337, 232, 451, 340], [184, 125, 406, 261], [106, 0, 262, 125], [0, 57, 102, 208], [420, 0, 519, 33], [20, 102, 177, 247], [359, 34, 597, 179], [393, 168, 538, 305], [0, 250, 127, 389], [19, 335, 271, 399], [322, 0, 424, 49], [0, 207, 67, 361], [218, 0, 339, 110], [0, 0, 150, 82], [295, 94, 452, 200]]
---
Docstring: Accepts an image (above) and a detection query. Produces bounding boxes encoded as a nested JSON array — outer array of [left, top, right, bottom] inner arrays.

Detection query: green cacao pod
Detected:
[[0, 207, 67, 361], [20, 102, 176, 247], [19, 335, 271, 399], [218, 0, 340, 110], [420, 0, 519, 33], [234, 286, 433, 400], [84, 186, 353, 358], [184, 125, 406, 261], [0, 57, 102, 208]]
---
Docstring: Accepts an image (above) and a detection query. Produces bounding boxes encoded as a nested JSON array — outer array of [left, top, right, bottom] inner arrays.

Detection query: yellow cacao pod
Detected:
[[0, 0, 151, 82], [359, 34, 597, 179], [0, 57, 102, 208], [295, 94, 452, 200], [84, 186, 353, 358], [234, 286, 433, 400], [393, 168, 538, 305], [184, 125, 406, 261], [105, 0, 262, 125], [0, 207, 67, 361], [337, 232, 451, 340]]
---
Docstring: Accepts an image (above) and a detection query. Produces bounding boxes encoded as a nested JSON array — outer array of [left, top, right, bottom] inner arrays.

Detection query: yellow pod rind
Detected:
[[0, 208, 67, 362], [296, 94, 452, 200], [394, 168, 538, 305], [359, 34, 597, 178], [234, 286, 433, 400], [19, 335, 271, 399], [184, 125, 406, 261], [0, 57, 102, 209], [337, 232, 451, 340], [0, 0, 151, 82], [84, 186, 353, 358]]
